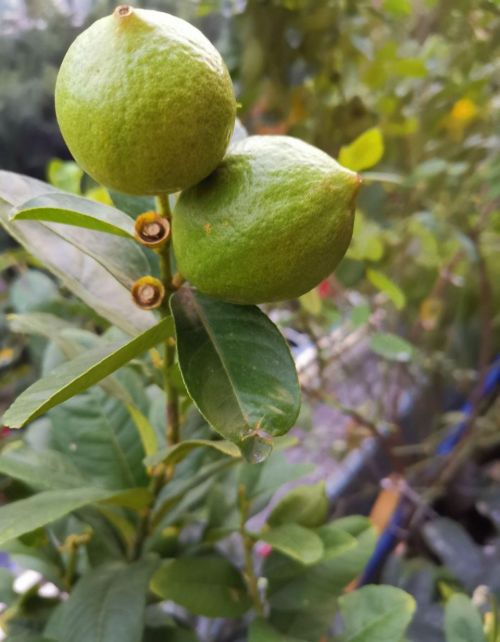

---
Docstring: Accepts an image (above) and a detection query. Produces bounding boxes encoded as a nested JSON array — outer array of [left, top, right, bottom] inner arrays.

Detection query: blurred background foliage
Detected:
[[0, 0, 499, 625]]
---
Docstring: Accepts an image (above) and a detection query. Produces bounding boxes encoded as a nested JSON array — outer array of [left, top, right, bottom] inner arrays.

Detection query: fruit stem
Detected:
[[156, 193, 180, 449]]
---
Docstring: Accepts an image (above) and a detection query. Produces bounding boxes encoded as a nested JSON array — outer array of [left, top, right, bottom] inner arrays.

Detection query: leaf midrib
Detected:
[[192, 295, 251, 429]]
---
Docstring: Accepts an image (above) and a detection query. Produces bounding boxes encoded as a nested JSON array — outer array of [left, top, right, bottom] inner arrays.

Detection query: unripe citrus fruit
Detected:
[[55, 5, 236, 195], [172, 135, 361, 304]]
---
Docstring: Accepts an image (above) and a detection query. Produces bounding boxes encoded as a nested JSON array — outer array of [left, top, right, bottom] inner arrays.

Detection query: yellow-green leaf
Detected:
[[366, 268, 406, 310], [339, 127, 384, 172]]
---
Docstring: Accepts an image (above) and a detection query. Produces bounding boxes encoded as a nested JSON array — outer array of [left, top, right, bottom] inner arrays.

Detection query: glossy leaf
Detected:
[[12, 192, 135, 238], [170, 288, 300, 443], [146, 439, 241, 467], [0, 171, 154, 334], [268, 482, 328, 528], [338, 585, 416, 642], [366, 268, 406, 310], [339, 127, 384, 171], [151, 556, 252, 618], [444, 594, 487, 642], [45, 560, 157, 642], [3, 318, 170, 428], [370, 332, 414, 362], [0, 487, 147, 546], [259, 524, 324, 565]]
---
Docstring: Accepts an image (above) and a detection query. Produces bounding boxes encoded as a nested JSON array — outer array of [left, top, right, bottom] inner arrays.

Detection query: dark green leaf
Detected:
[[268, 482, 328, 528], [170, 288, 300, 443], [109, 190, 155, 218], [338, 585, 416, 642], [0, 487, 147, 545], [151, 556, 252, 618], [12, 193, 135, 238], [444, 594, 487, 642], [45, 560, 157, 642], [259, 524, 324, 565], [3, 318, 170, 428], [249, 619, 307, 642]]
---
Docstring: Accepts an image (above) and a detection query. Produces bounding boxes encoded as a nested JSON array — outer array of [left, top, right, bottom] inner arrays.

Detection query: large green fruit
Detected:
[[173, 135, 361, 304], [55, 5, 236, 195]]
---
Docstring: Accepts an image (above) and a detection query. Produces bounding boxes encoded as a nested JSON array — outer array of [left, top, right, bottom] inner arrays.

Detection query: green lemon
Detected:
[[172, 135, 361, 304], [55, 5, 236, 195]]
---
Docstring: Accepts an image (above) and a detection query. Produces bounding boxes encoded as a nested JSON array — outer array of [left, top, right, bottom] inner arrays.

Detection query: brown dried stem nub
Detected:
[[134, 212, 170, 249], [131, 276, 165, 310], [114, 5, 133, 19]]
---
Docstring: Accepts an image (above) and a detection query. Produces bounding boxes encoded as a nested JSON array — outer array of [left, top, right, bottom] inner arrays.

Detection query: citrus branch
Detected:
[[156, 193, 180, 449]]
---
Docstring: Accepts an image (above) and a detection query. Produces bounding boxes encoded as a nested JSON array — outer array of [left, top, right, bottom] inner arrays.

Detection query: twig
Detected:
[[157, 194, 180, 449], [238, 485, 264, 616]]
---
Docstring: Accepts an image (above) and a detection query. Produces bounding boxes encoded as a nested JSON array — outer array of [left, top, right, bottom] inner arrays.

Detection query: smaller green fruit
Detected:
[[172, 135, 361, 304]]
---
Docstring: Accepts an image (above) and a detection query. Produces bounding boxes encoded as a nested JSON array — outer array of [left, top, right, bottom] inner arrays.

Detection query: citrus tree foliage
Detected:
[[0, 1, 498, 641]]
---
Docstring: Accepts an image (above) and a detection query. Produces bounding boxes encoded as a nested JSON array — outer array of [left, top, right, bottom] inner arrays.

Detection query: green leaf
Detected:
[[5, 631, 56, 642], [249, 619, 307, 642], [299, 288, 322, 315], [151, 556, 252, 618], [338, 585, 416, 642], [109, 190, 155, 218], [383, 0, 412, 16], [240, 451, 313, 514], [47, 159, 83, 193], [268, 482, 328, 528], [3, 318, 170, 428], [12, 193, 135, 238], [366, 268, 406, 310], [0, 171, 154, 335], [339, 127, 384, 172], [444, 594, 487, 642], [265, 517, 377, 612], [126, 403, 159, 459], [146, 439, 241, 467], [10, 270, 59, 313], [170, 288, 300, 443], [259, 524, 324, 565], [0, 487, 147, 546], [0, 446, 87, 490], [45, 560, 157, 642], [370, 332, 414, 362], [50, 381, 148, 489], [317, 524, 358, 560]]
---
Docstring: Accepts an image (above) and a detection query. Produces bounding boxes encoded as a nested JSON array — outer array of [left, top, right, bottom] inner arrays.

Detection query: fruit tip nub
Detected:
[[114, 4, 133, 19]]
